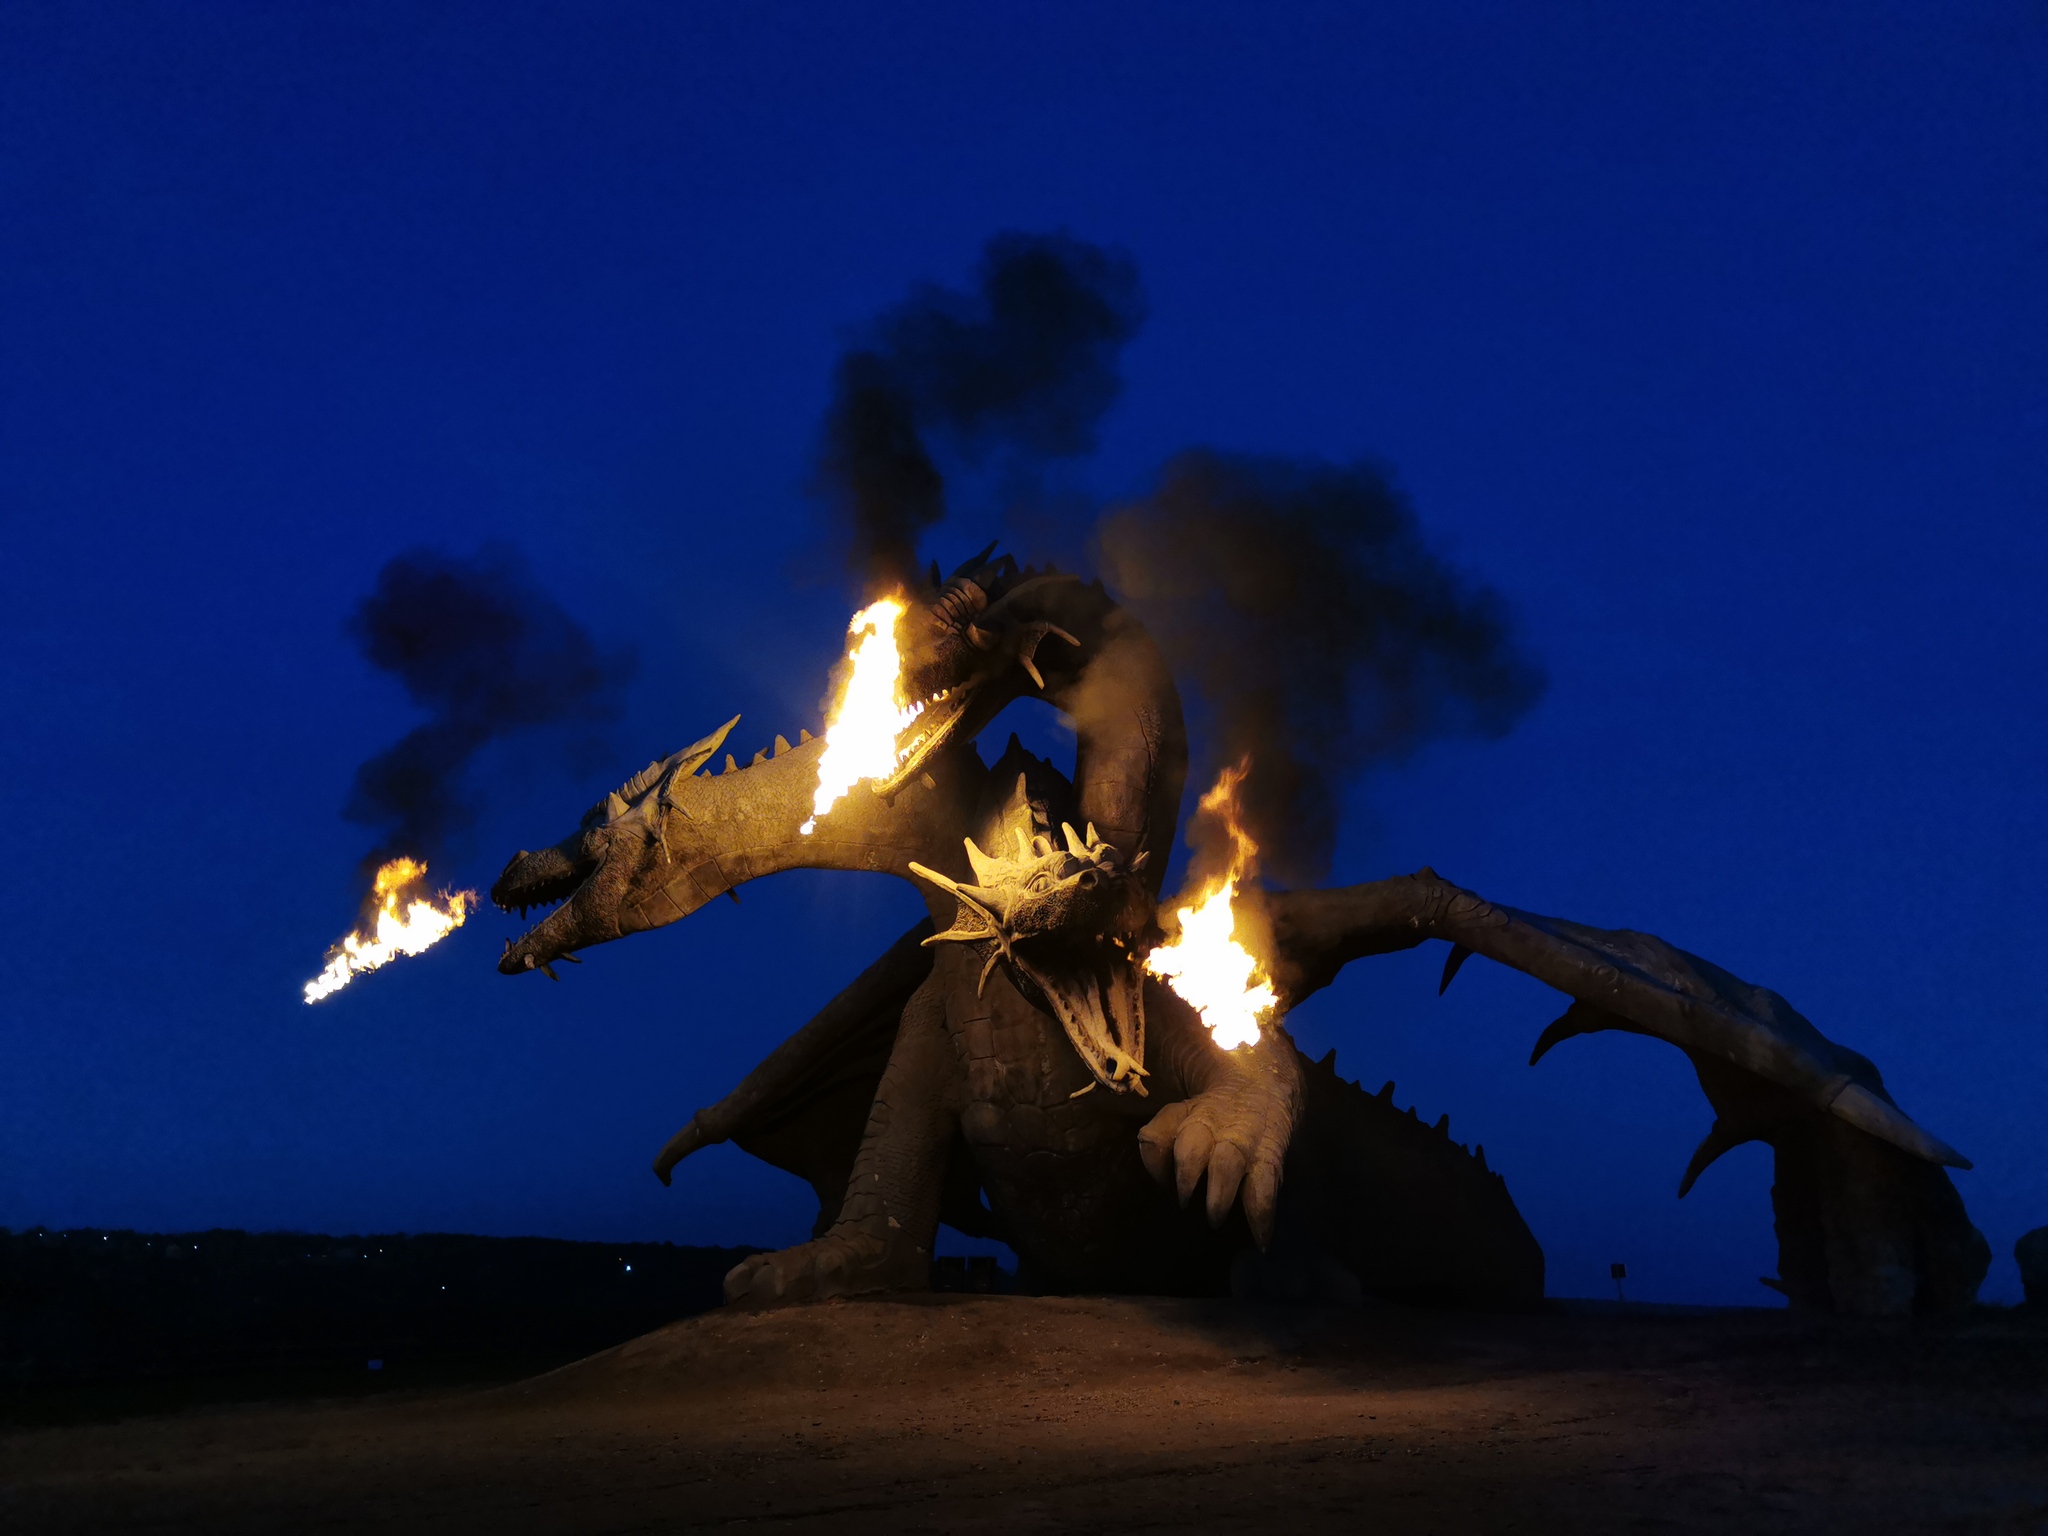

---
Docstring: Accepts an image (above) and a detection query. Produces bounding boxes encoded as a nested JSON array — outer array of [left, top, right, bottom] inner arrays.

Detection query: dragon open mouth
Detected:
[[1010, 940, 1149, 1096], [491, 717, 746, 974], [911, 823, 1155, 1095], [869, 687, 973, 799]]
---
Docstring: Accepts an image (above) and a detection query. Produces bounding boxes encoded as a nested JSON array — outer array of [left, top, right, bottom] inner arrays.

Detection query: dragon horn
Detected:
[[964, 836, 1004, 885], [907, 862, 1008, 925]]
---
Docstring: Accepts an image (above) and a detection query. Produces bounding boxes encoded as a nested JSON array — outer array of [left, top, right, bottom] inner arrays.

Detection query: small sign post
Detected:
[[1610, 1262, 1628, 1304]]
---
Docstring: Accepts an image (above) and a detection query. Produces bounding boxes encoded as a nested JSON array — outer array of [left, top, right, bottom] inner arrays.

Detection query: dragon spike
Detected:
[[908, 860, 965, 899], [949, 539, 1002, 582], [675, 716, 741, 778], [773, 734, 791, 757], [1131, 850, 1150, 871], [1678, 1119, 1752, 1198], [1062, 822, 1086, 857], [907, 861, 1005, 923], [601, 717, 741, 812], [1829, 1083, 1972, 1169], [1439, 944, 1474, 995], [1529, 1001, 1610, 1065], [723, 754, 739, 774], [1013, 827, 1032, 860], [964, 836, 1004, 885], [1085, 822, 1099, 848]]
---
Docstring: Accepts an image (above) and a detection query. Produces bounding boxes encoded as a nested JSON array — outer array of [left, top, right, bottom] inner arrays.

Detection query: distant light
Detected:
[[624, 1264, 633, 1273]]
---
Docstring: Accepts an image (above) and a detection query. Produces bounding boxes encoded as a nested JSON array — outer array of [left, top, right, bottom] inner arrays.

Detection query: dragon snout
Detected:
[[493, 832, 612, 976], [491, 840, 589, 915]]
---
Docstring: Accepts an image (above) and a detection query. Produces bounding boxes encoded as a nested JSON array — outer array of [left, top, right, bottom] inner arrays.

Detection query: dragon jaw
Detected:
[[911, 822, 1155, 1095], [864, 576, 1082, 801]]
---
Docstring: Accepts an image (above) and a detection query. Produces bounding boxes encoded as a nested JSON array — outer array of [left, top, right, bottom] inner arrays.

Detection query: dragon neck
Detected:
[[618, 733, 976, 935], [1000, 583, 1187, 899]]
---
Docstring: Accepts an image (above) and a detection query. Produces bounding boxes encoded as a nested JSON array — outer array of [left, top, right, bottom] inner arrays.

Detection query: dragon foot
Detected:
[[722, 1224, 929, 1308], [1138, 1067, 1299, 1248]]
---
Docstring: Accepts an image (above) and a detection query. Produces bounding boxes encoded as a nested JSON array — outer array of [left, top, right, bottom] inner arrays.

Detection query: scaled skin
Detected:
[[495, 558, 1985, 1317]]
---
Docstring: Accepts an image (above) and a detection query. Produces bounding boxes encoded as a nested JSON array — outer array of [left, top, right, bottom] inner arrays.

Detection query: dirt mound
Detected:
[[4, 1295, 2046, 1535], [515, 1293, 1297, 1404]]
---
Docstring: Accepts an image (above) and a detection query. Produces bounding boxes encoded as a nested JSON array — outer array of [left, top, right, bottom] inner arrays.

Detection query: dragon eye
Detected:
[[1076, 869, 1102, 890]]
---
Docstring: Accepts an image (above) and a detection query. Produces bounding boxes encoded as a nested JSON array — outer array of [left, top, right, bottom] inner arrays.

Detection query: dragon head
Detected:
[[866, 546, 1088, 800], [491, 713, 976, 975], [911, 816, 1156, 1096]]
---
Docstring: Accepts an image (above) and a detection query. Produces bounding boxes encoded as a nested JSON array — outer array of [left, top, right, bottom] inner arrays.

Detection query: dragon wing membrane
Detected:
[[649, 918, 1006, 1243], [651, 923, 929, 1222], [1265, 870, 1989, 1315]]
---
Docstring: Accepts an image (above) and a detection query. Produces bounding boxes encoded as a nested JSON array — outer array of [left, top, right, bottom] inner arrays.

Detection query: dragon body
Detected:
[[493, 554, 1986, 1316]]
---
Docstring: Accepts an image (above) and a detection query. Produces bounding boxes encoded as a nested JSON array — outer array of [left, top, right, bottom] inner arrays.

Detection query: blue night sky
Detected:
[[4, 3, 2043, 1305]]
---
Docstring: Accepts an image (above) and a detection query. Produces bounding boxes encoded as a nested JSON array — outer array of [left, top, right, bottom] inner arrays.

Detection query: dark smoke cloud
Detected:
[[816, 231, 1145, 592], [1095, 451, 1545, 887], [344, 546, 636, 866]]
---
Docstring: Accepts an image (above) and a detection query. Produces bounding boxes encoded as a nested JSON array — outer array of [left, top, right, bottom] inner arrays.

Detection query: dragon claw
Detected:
[[1142, 1049, 1302, 1247]]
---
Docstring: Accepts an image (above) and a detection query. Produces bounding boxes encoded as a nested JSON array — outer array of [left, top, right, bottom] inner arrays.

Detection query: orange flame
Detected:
[[801, 595, 919, 835], [1144, 763, 1277, 1050], [303, 857, 475, 1003]]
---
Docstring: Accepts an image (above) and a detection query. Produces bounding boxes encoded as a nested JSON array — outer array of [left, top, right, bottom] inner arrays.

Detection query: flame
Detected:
[[303, 857, 475, 1003], [801, 595, 919, 835], [1143, 763, 1277, 1050]]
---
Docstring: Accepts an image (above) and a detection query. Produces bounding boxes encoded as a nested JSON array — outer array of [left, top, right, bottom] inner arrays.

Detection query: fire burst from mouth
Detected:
[[801, 595, 920, 835], [1144, 763, 1277, 1050], [304, 858, 475, 1003]]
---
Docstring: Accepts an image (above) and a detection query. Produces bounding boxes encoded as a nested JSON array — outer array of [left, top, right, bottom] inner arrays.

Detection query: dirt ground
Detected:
[[3, 1294, 2045, 1534]]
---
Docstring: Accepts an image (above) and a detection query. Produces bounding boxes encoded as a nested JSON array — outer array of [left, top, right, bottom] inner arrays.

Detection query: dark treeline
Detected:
[[2, 1227, 757, 1389]]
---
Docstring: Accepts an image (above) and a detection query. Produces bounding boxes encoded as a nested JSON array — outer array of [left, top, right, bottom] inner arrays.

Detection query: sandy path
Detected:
[[3, 1295, 2044, 1533]]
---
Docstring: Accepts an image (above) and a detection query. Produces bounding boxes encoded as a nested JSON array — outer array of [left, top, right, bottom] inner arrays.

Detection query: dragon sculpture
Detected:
[[493, 551, 1988, 1317]]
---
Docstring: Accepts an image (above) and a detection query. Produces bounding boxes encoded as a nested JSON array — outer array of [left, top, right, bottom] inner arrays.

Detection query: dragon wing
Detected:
[[651, 919, 1004, 1242], [1264, 870, 1988, 1314], [653, 922, 931, 1220]]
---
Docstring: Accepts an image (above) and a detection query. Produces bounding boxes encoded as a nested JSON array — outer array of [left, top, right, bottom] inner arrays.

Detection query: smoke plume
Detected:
[[816, 231, 1145, 593], [344, 547, 636, 866], [1096, 451, 1545, 887]]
